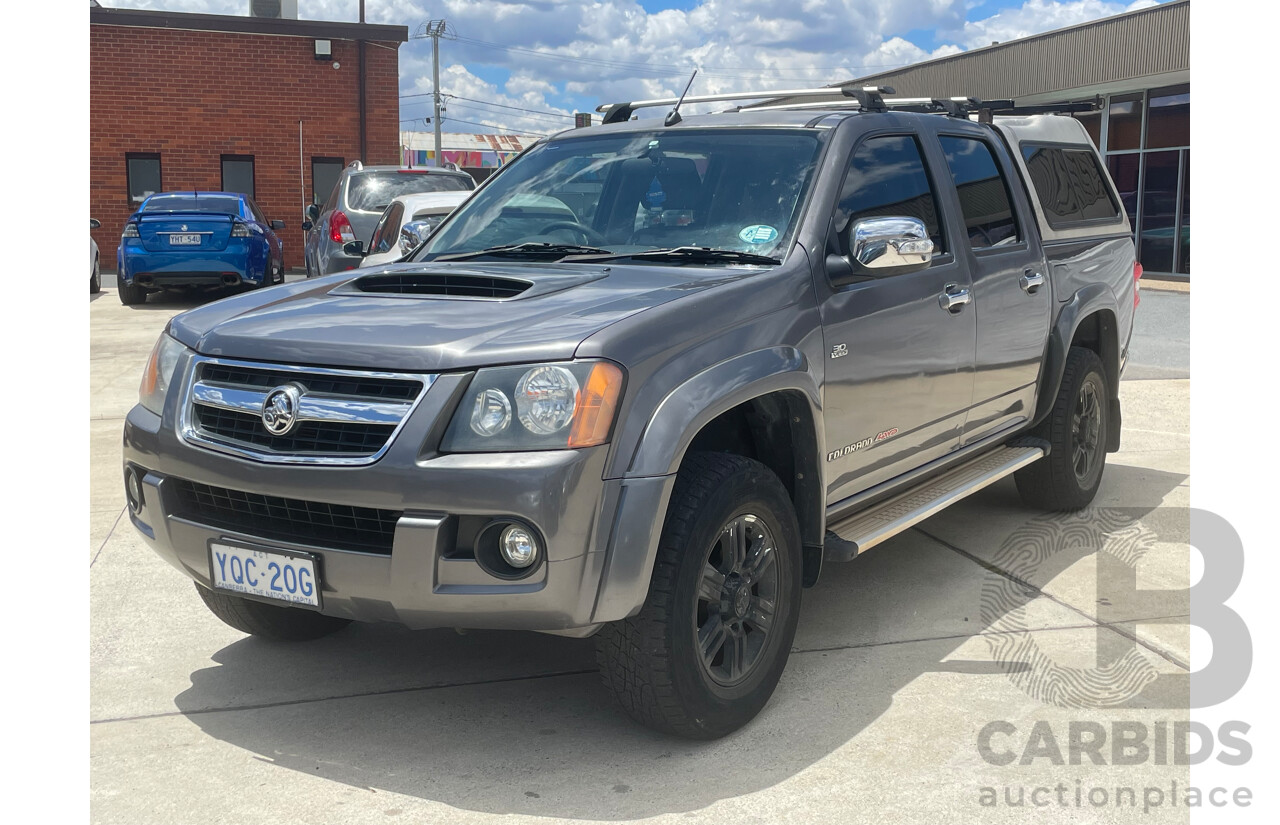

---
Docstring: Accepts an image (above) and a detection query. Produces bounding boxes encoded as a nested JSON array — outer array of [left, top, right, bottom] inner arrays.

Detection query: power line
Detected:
[[420, 117, 548, 137], [448, 95, 575, 119], [443, 100, 575, 126]]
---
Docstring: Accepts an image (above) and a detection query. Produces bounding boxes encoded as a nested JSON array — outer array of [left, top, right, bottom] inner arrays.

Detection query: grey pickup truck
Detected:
[[124, 87, 1140, 739]]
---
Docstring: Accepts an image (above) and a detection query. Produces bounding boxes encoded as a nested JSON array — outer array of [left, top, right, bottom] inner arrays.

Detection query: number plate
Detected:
[[170, 233, 201, 245], [209, 541, 320, 607]]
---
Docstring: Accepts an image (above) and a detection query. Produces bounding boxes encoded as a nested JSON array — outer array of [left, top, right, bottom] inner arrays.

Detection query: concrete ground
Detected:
[[90, 283, 1192, 824]]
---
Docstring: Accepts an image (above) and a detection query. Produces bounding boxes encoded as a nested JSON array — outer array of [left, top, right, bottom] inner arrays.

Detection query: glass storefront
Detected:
[[1075, 83, 1190, 277]]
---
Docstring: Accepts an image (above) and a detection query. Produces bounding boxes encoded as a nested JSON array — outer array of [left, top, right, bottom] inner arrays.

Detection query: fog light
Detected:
[[499, 524, 538, 568], [125, 468, 144, 514]]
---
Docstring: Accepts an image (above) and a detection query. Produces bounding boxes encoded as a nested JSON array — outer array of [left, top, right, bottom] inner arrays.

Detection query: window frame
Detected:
[[936, 132, 1026, 255], [828, 129, 954, 287], [125, 152, 163, 205], [1018, 140, 1125, 231], [220, 154, 256, 200]]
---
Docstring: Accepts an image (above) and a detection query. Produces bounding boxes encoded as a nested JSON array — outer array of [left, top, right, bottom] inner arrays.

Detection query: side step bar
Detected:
[[824, 445, 1046, 561]]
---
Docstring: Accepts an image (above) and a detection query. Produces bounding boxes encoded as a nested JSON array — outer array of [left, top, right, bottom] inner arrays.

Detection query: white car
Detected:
[[90, 218, 101, 293], [359, 191, 471, 268]]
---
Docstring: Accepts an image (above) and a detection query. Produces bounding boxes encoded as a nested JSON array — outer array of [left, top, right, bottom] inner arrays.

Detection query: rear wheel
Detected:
[[118, 278, 147, 306], [90, 257, 101, 294], [1015, 346, 1109, 510], [595, 452, 802, 739], [194, 583, 352, 642]]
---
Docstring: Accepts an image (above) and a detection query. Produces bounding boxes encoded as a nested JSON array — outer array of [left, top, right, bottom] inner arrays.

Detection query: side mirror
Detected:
[[398, 220, 436, 254], [90, 218, 101, 230], [849, 216, 934, 275], [307, 204, 320, 221], [343, 240, 365, 257], [301, 220, 313, 232], [270, 219, 286, 230]]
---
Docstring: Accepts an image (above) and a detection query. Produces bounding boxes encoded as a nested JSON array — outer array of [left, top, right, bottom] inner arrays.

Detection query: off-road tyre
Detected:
[[1015, 346, 1109, 510], [195, 582, 352, 642], [595, 452, 802, 739]]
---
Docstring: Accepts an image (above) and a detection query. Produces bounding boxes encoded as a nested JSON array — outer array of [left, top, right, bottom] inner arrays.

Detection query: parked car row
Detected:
[[102, 162, 476, 305]]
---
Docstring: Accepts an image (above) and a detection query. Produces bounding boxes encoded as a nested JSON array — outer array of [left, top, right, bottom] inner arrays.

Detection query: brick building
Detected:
[[90, 6, 408, 270]]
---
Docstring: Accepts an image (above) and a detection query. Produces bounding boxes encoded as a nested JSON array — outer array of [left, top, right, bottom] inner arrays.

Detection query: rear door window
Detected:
[[938, 136, 1021, 249], [1019, 144, 1121, 227], [369, 203, 404, 254]]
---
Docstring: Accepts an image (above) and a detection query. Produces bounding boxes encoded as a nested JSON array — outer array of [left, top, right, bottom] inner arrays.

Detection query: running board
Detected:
[[824, 445, 1046, 560]]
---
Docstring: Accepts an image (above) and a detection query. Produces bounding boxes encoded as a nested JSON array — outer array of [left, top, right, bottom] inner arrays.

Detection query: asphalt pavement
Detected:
[[89, 281, 1192, 824]]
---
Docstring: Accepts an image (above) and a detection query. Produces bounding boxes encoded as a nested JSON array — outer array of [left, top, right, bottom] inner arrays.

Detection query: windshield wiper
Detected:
[[567, 246, 781, 266], [434, 242, 613, 262]]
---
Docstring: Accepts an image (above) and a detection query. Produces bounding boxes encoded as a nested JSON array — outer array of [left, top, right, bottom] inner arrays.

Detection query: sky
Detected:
[[101, 0, 1166, 136]]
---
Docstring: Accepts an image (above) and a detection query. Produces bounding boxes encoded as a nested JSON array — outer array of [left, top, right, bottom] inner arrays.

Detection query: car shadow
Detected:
[[172, 464, 1188, 820], [122, 288, 236, 310]]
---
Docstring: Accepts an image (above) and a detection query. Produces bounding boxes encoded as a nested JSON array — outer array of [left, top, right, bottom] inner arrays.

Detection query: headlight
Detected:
[[138, 333, 186, 415], [442, 361, 624, 452]]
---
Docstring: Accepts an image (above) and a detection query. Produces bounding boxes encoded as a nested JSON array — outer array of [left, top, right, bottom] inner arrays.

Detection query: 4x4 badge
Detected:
[[831, 343, 848, 359]]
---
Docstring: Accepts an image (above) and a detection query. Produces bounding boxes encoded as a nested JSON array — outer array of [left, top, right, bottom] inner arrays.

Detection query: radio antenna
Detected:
[[665, 69, 699, 127]]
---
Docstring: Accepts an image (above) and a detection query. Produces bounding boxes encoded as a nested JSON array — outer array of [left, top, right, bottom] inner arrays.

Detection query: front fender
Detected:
[[589, 348, 822, 623], [624, 346, 821, 478]]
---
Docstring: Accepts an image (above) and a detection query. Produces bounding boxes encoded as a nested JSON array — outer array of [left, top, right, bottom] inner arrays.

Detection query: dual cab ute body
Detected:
[[125, 96, 1137, 737]]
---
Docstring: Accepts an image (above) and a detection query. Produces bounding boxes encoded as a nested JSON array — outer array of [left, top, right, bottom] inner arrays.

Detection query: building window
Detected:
[[126, 153, 162, 204], [1145, 83, 1189, 150], [1139, 150, 1180, 274], [938, 136, 1019, 249], [311, 157, 345, 208], [221, 155, 255, 199], [1106, 93, 1143, 152]]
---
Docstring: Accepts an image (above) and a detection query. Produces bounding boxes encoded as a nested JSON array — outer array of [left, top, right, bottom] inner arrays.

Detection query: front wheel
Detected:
[[90, 257, 101, 294], [1015, 346, 1109, 510], [595, 452, 802, 739], [195, 583, 352, 641]]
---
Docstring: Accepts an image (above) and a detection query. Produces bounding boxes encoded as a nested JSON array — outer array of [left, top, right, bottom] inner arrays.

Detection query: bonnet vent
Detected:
[[349, 271, 532, 299]]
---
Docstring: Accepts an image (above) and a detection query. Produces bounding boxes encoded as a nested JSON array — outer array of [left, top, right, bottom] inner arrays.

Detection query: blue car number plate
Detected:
[[210, 541, 320, 607], [170, 233, 201, 245]]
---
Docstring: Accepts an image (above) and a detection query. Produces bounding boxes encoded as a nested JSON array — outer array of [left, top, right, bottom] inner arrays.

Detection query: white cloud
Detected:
[[100, 0, 1169, 134]]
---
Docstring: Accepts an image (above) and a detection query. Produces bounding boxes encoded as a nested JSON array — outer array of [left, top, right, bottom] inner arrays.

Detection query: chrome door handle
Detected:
[[938, 284, 971, 313], [1020, 270, 1045, 294]]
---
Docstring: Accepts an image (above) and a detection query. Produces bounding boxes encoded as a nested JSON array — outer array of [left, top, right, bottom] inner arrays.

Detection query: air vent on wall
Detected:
[[250, 0, 298, 20]]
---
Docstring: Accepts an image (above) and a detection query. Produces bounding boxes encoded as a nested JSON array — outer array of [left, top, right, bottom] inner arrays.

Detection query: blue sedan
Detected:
[[116, 192, 286, 306]]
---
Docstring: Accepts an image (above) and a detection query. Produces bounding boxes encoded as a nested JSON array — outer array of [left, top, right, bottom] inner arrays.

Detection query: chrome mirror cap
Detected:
[[851, 216, 934, 273]]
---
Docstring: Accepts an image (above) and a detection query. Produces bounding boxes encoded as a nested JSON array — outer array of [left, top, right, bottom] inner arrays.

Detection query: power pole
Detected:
[[425, 19, 448, 167]]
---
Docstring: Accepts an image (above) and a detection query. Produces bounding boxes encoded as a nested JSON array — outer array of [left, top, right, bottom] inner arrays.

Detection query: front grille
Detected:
[[195, 406, 395, 454], [169, 478, 400, 555], [182, 358, 433, 465], [200, 364, 421, 400], [351, 272, 531, 299]]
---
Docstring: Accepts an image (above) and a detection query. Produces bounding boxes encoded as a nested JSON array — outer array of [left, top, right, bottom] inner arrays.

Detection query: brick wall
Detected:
[[90, 24, 402, 270]]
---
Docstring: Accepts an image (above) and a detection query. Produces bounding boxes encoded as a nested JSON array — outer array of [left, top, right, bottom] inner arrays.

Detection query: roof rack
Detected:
[[595, 86, 1100, 124]]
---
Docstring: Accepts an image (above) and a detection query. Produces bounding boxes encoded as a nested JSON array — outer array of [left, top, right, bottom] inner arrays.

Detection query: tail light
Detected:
[[1133, 261, 1143, 308], [122, 223, 139, 238], [329, 210, 357, 244], [230, 222, 251, 238]]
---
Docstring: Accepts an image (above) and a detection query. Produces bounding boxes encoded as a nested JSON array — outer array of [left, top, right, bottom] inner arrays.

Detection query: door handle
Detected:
[[938, 284, 971, 313], [1020, 269, 1045, 294]]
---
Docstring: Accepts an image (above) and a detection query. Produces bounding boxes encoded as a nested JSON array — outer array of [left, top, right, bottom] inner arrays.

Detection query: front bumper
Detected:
[[122, 370, 674, 632]]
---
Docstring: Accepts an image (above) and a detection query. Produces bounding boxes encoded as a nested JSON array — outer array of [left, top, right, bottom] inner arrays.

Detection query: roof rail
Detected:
[[595, 87, 1100, 124], [347, 160, 364, 171]]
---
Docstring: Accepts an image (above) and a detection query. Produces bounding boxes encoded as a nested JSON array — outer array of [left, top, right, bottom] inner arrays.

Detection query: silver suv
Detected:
[[302, 161, 475, 277]]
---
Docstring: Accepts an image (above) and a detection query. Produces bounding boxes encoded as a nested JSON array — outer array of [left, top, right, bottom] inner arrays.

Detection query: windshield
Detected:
[[414, 130, 824, 264], [142, 194, 241, 215], [347, 172, 474, 212]]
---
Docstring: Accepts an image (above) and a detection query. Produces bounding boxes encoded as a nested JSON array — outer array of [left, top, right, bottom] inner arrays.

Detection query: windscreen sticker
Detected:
[[739, 224, 779, 244]]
